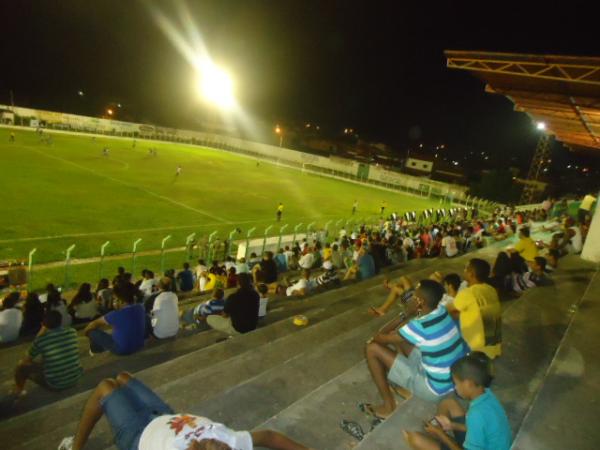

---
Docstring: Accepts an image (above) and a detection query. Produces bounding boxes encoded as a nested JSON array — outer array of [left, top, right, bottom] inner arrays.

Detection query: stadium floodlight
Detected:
[[107, 108, 114, 116], [198, 61, 235, 109], [536, 121, 546, 130]]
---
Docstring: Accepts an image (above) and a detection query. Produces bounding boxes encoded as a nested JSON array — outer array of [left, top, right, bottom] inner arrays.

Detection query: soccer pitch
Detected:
[[0, 127, 440, 289]]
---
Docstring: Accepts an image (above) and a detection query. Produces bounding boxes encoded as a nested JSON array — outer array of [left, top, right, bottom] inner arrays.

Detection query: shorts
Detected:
[[101, 378, 174, 450], [387, 349, 441, 402], [440, 416, 466, 450]]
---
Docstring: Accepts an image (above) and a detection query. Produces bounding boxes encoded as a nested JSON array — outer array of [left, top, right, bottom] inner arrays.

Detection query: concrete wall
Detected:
[[581, 191, 600, 263]]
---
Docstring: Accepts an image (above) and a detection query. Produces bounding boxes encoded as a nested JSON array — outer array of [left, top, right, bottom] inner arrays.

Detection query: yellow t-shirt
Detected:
[[513, 237, 538, 262], [580, 195, 596, 211], [453, 283, 502, 359], [322, 247, 332, 260]]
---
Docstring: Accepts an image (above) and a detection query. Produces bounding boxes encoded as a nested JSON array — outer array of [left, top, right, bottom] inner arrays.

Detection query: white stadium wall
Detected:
[[1, 104, 466, 199]]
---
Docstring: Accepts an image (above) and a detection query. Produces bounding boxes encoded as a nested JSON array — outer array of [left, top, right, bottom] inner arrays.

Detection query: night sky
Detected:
[[1, 0, 599, 168]]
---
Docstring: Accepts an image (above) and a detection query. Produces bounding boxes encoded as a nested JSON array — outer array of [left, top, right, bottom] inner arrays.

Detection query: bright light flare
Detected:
[[198, 62, 235, 109], [536, 121, 546, 130], [107, 108, 114, 116]]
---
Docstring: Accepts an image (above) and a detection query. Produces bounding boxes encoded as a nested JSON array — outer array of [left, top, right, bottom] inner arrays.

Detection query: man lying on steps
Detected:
[[58, 372, 312, 450], [362, 280, 468, 420]]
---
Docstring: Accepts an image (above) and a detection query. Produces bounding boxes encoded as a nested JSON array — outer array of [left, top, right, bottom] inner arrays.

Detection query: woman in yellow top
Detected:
[[510, 226, 538, 263]]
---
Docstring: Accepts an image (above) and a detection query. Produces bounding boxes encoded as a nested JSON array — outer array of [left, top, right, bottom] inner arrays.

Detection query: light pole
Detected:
[[275, 125, 283, 147]]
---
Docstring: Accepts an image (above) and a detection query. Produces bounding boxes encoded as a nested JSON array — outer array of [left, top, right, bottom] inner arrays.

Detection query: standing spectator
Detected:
[[274, 248, 288, 272], [176, 262, 195, 293], [447, 259, 502, 359], [13, 310, 82, 397], [235, 257, 250, 274], [0, 292, 23, 343], [68, 283, 98, 324], [150, 277, 179, 339], [84, 282, 145, 356], [20, 292, 45, 337], [578, 193, 596, 224], [95, 279, 113, 313], [207, 273, 259, 336]]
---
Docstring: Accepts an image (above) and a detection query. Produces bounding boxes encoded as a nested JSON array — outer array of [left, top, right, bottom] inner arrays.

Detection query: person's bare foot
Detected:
[[370, 403, 396, 419], [390, 384, 412, 400]]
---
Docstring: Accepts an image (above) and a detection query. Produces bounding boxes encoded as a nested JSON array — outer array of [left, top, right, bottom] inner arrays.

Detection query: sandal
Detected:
[[390, 385, 413, 400], [340, 420, 365, 441], [358, 402, 390, 422]]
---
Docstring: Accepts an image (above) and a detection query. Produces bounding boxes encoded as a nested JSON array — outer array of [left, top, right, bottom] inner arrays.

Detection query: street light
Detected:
[[536, 121, 546, 131], [275, 125, 283, 147], [107, 108, 114, 116]]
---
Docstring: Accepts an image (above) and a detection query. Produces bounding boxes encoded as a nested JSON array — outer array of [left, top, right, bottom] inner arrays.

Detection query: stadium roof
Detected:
[[445, 50, 600, 152]]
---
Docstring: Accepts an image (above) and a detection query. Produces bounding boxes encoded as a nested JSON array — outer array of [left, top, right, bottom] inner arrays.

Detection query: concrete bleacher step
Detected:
[[353, 256, 597, 450], [3, 277, 393, 449]]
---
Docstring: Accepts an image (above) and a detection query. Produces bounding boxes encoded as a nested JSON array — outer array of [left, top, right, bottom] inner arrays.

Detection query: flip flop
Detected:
[[339, 420, 365, 441], [368, 306, 384, 317], [358, 402, 389, 422], [390, 385, 413, 400]]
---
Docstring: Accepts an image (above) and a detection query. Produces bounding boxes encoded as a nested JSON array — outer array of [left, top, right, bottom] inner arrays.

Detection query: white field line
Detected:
[[20, 145, 231, 224], [0, 214, 344, 245]]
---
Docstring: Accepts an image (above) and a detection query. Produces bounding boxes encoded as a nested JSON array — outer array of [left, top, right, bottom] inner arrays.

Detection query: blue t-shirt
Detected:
[[465, 389, 512, 450], [178, 269, 195, 292], [399, 305, 467, 395], [105, 304, 146, 355], [357, 253, 375, 280]]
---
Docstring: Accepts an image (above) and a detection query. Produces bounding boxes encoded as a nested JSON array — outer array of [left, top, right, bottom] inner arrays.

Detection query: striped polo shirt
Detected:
[[29, 327, 83, 390], [399, 305, 467, 395]]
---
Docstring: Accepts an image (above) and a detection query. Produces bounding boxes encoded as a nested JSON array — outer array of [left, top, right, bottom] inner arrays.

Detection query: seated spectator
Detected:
[[84, 282, 145, 356], [150, 277, 179, 339], [207, 273, 259, 336], [13, 310, 82, 397], [252, 251, 278, 285], [38, 283, 56, 304], [489, 252, 513, 296], [279, 269, 312, 297], [314, 260, 340, 290], [441, 231, 459, 258], [195, 258, 208, 281], [508, 226, 538, 262], [512, 256, 552, 293], [435, 272, 462, 307], [224, 256, 236, 271], [0, 292, 23, 343], [226, 266, 238, 288], [46, 289, 72, 328], [257, 283, 269, 319], [208, 259, 222, 275], [404, 352, 511, 450], [68, 283, 98, 324], [57, 371, 310, 450], [111, 266, 126, 287], [20, 292, 45, 337], [369, 276, 414, 316], [95, 278, 113, 313], [343, 247, 375, 281], [181, 288, 226, 329], [248, 252, 261, 269], [176, 262, 195, 293], [447, 259, 502, 359], [274, 248, 288, 272], [363, 280, 467, 419], [138, 270, 157, 299]]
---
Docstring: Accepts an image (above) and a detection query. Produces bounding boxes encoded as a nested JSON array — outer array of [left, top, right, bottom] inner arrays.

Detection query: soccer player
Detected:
[[102, 147, 109, 157], [352, 200, 358, 215], [380, 201, 387, 216], [132, 139, 136, 148], [176, 165, 182, 176], [9, 132, 15, 143], [276, 202, 284, 221]]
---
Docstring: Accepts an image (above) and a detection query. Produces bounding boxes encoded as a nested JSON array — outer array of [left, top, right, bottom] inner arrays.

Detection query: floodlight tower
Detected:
[[519, 121, 553, 204]]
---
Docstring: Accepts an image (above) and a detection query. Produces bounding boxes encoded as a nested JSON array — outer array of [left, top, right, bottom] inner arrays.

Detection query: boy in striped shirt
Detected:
[[363, 280, 467, 420], [13, 310, 83, 397]]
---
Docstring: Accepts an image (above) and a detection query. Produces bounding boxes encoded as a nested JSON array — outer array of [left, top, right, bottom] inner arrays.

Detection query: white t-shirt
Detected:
[[568, 226, 583, 253], [151, 292, 179, 339], [51, 302, 72, 327], [0, 308, 23, 343], [441, 236, 458, 257], [298, 253, 315, 269], [139, 278, 157, 298], [286, 278, 308, 296], [440, 293, 454, 307], [74, 300, 98, 319], [258, 296, 268, 318], [138, 414, 252, 450]]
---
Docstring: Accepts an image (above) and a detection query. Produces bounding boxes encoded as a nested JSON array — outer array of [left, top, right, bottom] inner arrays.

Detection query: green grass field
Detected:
[[0, 127, 441, 289]]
